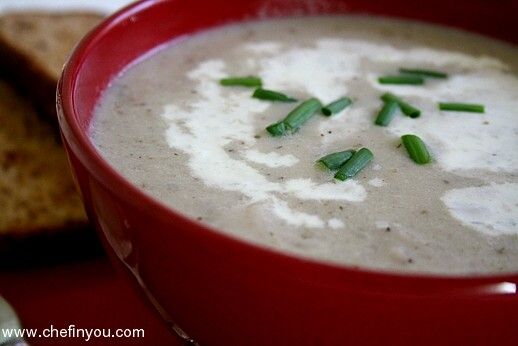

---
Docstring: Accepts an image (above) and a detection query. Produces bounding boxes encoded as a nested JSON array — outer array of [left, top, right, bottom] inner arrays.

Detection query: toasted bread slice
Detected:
[[0, 81, 88, 236], [0, 12, 102, 124]]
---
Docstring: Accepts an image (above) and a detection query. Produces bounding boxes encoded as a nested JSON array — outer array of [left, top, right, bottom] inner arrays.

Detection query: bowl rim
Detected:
[[58, 0, 518, 293]]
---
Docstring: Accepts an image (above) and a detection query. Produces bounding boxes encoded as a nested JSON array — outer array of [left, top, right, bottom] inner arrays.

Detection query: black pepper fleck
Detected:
[[385, 227, 391, 232]]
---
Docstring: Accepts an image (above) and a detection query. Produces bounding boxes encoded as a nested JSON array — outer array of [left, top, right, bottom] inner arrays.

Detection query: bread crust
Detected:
[[0, 12, 104, 264], [0, 12, 103, 125], [0, 80, 96, 264]]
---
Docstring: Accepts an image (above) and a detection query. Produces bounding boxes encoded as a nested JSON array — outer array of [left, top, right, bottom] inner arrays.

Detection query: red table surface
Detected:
[[0, 257, 181, 346]]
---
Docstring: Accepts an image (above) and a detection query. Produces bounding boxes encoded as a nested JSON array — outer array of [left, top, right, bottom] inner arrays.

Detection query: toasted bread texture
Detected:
[[0, 12, 102, 123], [0, 81, 87, 236]]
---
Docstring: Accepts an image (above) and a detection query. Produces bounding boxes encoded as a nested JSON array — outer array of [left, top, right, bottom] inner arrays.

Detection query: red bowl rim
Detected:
[[58, 0, 518, 295]]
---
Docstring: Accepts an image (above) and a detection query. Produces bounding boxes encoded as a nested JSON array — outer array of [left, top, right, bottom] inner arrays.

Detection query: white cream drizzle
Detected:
[[244, 149, 299, 168], [442, 183, 518, 236], [271, 198, 325, 228], [336, 39, 506, 69], [257, 45, 355, 102], [161, 58, 366, 228], [254, 39, 518, 174], [328, 218, 345, 229], [160, 38, 517, 233], [374, 72, 518, 173]]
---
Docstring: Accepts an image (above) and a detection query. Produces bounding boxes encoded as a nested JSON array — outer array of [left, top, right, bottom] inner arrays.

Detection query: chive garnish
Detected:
[[266, 121, 287, 136], [381, 92, 421, 118], [317, 150, 356, 170], [220, 76, 262, 87], [334, 148, 373, 181], [399, 68, 448, 79], [401, 134, 431, 164], [266, 98, 322, 136], [439, 102, 485, 113], [252, 88, 297, 102], [283, 98, 322, 131], [374, 100, 399, 126], [321, 97, 352, 116], [378, 75, 424, 85]]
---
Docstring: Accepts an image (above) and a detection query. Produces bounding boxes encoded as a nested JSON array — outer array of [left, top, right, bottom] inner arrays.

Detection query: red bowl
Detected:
[[57, 0, 518, 344]]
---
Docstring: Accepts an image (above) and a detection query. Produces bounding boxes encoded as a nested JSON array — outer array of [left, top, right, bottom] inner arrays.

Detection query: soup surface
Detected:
[[91, 16, 518, 275]]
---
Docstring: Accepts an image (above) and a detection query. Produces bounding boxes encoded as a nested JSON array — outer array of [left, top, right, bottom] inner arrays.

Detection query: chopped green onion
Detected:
[[266, 98, 322, 136], [378, 75, 425, 85], [317, 150, 356, 170], [266, 121, 286, 137], [283, 98, 322, 131], [439, 102, 485, 113], [374, 100, 399, 126], [401, 134, 431, 164], [252, 88, 297, 102], [381, 92, 421, 118], [334, 148, 373, 181], [321, 97, 352, 116], [220, 76, 262, 87], [399, 68, 448, 79]]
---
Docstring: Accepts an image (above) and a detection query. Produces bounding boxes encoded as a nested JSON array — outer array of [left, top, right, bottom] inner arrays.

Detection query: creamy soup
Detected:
[[90, 16, 518, 275]]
